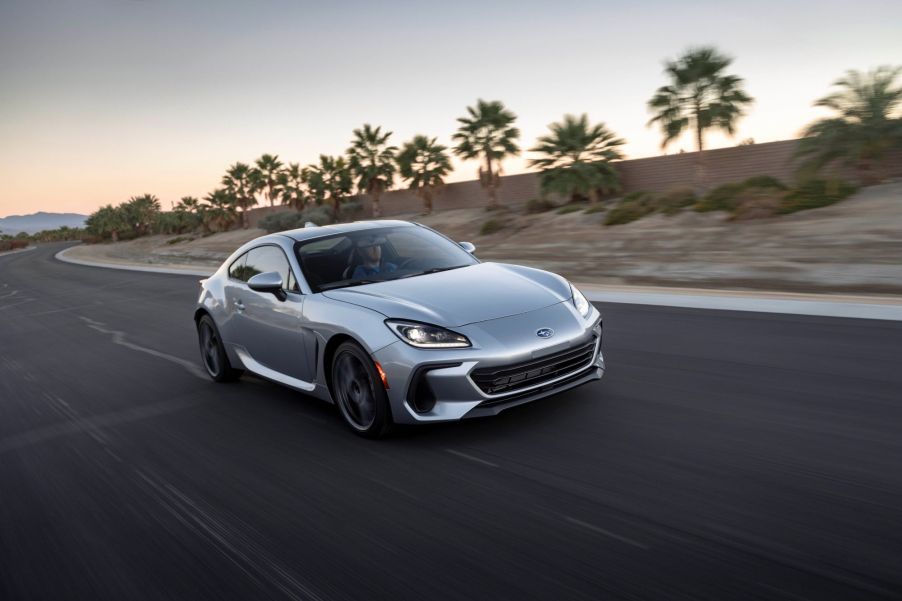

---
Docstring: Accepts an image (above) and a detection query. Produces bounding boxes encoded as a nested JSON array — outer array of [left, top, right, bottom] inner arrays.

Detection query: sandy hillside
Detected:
[[66, 182, 902, 294]]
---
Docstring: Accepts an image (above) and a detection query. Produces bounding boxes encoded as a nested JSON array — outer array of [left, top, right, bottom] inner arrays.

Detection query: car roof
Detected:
[[278, 219, 416, 242]]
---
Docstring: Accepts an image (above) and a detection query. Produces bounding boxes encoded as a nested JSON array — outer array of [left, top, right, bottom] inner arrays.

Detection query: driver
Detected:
[[351, 235, 397, 280]]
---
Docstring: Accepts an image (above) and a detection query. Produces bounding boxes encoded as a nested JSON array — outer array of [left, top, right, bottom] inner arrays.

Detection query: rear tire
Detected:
[[331, 341, 393, 438], [197, 314, 243, 382]]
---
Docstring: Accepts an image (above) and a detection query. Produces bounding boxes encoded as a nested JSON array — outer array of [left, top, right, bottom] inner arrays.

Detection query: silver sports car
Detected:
[[195, 220, 604, 437]]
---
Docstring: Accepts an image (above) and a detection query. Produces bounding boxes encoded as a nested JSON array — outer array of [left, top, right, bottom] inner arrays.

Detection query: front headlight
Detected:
[[571, 284, 590, 318], [385, 320, 471, 348]]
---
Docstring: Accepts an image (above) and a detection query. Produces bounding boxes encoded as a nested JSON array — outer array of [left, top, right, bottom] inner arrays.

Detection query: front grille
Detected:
[[471, 336, 597, 395]]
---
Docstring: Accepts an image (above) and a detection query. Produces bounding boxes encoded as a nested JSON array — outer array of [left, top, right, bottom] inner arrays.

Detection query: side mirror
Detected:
[[459, 241, 476, 253], [248, 271, 287, 301]]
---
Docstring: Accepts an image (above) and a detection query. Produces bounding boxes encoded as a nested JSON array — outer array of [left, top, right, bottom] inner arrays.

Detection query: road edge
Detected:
[[52, 246, 902, 321], [54, 245, 214, 277]]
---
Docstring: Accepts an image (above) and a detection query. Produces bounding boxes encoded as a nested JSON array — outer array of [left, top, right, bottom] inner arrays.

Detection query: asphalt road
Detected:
[[2, 243, 901, 601]]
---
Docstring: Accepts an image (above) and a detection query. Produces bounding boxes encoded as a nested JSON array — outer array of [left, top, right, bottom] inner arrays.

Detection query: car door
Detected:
[[227, 244, 310, 385]]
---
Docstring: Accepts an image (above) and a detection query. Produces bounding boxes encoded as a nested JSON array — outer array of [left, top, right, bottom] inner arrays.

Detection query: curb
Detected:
[[579, 285, 902, 322], [52, 247, 902, 321], [54, 246, 214, 277], [0, 245, 36, 257]]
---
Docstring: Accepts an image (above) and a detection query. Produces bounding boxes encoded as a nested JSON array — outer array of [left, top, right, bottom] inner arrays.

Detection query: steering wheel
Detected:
[[396, 257, 418, 270]]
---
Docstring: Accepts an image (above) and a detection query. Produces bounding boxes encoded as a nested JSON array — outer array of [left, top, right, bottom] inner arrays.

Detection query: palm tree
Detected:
[[452, 99, 520, 209], [347, 124, 397, 218], [251, 154, 285, 208], [222, 162, 256, 228], [303, 155, 352, 221], [796, 66, 902, 182], [647, 46, 754, 186], [202, 189, 239, 232], [174, 196, 201, 213], [86, 204, 128, 242], [528, 114, 626, 203], [277, 163, 307, 210], [122, 194, 161, 237], [396, 135, 453, 214]]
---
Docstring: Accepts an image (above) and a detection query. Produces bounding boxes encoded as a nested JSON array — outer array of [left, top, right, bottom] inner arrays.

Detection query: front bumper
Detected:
[[373, 302, 605, 424]]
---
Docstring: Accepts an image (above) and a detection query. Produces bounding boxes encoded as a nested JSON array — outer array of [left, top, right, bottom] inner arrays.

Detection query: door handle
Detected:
[[234, 299, 245, 312]]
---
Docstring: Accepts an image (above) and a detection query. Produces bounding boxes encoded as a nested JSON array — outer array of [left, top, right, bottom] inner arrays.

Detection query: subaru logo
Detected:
[[536, 328, 554, 339]]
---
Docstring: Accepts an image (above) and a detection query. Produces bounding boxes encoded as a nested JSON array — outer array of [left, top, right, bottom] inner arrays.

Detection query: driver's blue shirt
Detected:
[[352, 262, 397, 280]]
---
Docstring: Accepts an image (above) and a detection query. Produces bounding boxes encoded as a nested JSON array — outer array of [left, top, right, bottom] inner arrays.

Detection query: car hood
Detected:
[[322, 262, 572, 327]]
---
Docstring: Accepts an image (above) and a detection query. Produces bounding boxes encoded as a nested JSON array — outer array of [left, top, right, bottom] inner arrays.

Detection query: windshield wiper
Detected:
[[400, 265, 467, 279], [319, 279, 380, 291]]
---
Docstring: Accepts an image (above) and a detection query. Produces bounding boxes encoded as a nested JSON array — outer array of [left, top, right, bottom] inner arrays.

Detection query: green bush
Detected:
[[604, 192, 656, 225], [741, 175, 786, 190], [778, 178, 856, 214], [555, 204, 584, 215], [341, 200, 363, 216], [656, 187, 697, 215], [583, 203, 607, 214], [695, 183, 745, 212], [696, 176, 788, 213], [259, 206, 332, 233], [480, 219, 504, 235], [525, 198, 555, 214]]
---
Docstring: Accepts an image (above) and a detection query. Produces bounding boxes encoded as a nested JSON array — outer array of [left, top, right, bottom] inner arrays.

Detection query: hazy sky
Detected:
[[1, 0, 900, 217]]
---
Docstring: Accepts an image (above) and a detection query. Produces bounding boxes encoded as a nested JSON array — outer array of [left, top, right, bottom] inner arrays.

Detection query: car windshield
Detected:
[[296, 225, 478, 293]]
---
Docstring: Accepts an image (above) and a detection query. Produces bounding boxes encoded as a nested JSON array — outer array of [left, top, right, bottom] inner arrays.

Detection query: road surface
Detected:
[[2, 243, 901, 600]]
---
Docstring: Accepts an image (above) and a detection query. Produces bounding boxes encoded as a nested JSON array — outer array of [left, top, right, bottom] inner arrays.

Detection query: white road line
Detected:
[[446, 448, 499, 468], [78, 316, 208, 379], [563, 516, 649, 549]]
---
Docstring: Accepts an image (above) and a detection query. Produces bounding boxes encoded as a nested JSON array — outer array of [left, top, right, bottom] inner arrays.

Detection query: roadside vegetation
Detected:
[[76, 51, 899, 244]]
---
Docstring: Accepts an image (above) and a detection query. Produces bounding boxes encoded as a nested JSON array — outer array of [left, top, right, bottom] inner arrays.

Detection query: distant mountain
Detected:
[[0, 212, 87, 235]]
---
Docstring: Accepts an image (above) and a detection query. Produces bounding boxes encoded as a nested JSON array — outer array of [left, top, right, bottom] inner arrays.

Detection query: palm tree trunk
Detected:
[[422, 187, 433, 215], [372, 186, 382, 219], [694, 117, 707, 194], [485, 156, 498, 209], [241, 208, 249, 229]]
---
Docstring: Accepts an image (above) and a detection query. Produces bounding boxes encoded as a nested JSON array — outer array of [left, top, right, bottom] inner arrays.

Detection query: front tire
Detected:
[[331, 341, 393, 438], [197, 314, 243, 382]]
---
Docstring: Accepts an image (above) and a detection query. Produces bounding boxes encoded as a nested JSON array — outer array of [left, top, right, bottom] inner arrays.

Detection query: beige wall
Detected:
[[246, 138, 902, 222]]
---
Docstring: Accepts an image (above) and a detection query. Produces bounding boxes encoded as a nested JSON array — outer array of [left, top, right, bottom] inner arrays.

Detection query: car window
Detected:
[[295, 225, 477, 292], [244, 245, 300, 292], [228, 252, 251, 281]]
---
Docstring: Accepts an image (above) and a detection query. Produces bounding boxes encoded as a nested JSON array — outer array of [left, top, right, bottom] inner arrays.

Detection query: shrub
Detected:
[[259, 206, 333, 233], [480, 219, 504, 235], [730, 188, 786, 221], [696, 176, 788, 213], [341, 200, 363, 216], [525, 198, 555, 214], [259, 211, 304, 233], [778, 178, 856, 214], [696, 183, 745, 212], [166, 236, 191, 245], [302, 205, 333, 226], [604, 192, 656, 225], [656, 187, 697, 215], [742, 175, 786, 190], [583, 203, 607, 214], [555, 204, 584, 215]]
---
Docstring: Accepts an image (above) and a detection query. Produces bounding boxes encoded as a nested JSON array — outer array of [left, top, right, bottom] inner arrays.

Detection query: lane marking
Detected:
[[446, 448, 499, 468], [563, 516, 649, 549], [78, 316, 207, 380]]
